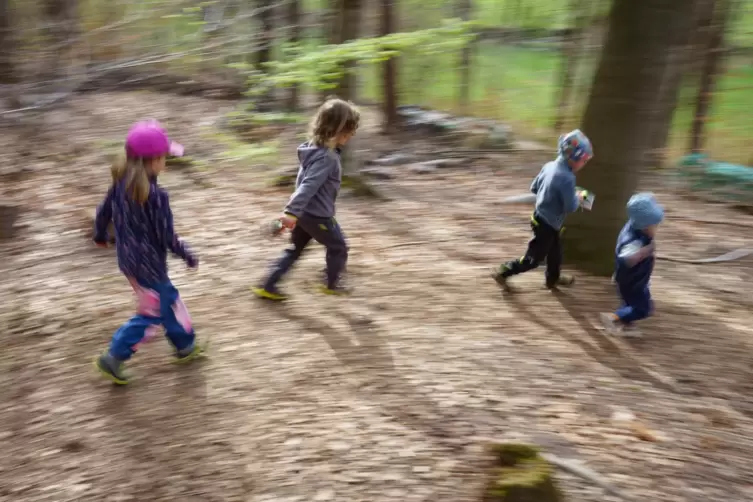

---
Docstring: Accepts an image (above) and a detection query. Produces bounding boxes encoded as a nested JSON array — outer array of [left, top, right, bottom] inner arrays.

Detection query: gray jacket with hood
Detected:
[[284, 142, 342, 219]]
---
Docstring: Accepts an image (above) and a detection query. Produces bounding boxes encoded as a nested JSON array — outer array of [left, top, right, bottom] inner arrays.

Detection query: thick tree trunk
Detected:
[[286, 0, 301, 112], [564, 0, 697, 276], [0, 0, 15, 83], [553, 0, 588, 132], [689, 0, 730, 154], [380, 0, 398, 130], [456, 0, 472, 113]]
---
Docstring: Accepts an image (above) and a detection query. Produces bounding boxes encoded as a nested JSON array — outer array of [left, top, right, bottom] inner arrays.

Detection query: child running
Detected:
[[492, 129, 593, 291], [252, 98, 360, 301], [600, 192, 664, 337], [93, 120, 203, 385]]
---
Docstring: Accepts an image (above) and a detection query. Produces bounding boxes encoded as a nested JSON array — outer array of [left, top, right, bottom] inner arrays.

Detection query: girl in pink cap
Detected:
[[93, 120, 203, 385]]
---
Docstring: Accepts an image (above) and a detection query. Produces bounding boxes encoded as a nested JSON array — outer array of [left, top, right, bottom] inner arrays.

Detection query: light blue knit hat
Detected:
[[558, 129, 593, 162], [627, 192, 664, 229]]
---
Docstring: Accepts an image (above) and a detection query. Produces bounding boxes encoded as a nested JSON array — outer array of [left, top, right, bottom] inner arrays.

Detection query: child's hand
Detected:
[[94, 240, 108, 248], [577, 190, 589, 201], [186, 254, 199, 270], [280, 214, 297, 230]]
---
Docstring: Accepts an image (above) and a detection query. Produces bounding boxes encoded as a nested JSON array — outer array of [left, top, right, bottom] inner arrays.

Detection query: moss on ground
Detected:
[[483, 443, 563, 502]]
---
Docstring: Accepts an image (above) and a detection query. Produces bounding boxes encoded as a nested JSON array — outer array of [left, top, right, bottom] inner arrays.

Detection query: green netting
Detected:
[[677, 154, 753, 203]]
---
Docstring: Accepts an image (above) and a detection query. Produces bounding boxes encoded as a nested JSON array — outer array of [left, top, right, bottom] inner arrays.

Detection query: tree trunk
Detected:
[[0, 0, 15, 83], [564, 0, 697, 276], [553, 0, 588, 132], [252, 0, 275, 111], [456, 0, 472, 114], [380, 0, 398, 131], [43, 0, 79, 84], [286, 0, 301, 112], [330, 0, 364, 100], [689, 0, 730, 154], [646, 0, 710, 167]]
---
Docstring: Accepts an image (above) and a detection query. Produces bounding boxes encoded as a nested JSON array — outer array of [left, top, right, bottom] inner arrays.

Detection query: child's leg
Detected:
[[155, 282, 197, 358], [544, 231, 563, 287], [108, 315, 163, 361], [263, 225, 313, 290], [299, 216, 348, 289], [615, 286, 653, 324], [499, 216, 556, 278]]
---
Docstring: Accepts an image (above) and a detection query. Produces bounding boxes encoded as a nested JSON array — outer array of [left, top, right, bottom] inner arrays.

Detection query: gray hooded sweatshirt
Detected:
[[284, 142, 342, 219]]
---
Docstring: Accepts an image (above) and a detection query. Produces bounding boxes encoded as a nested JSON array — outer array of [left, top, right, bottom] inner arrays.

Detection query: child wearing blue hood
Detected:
[[600, 193, 664, 337], [252, 98, 360, 301], [493, 129, 593, 291]]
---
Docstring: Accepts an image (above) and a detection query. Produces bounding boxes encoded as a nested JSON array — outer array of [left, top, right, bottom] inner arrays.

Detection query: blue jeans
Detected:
[[615, 283, 653, 324], [109, 279, 195, 361]]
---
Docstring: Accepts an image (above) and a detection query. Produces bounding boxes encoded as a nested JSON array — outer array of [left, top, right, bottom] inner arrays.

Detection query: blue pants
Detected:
[[109, 280, 195, 361], [615, 283, 653, 324]]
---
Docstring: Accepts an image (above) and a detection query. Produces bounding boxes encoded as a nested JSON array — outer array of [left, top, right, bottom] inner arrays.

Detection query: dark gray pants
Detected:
[[264, 215, 348, 290]]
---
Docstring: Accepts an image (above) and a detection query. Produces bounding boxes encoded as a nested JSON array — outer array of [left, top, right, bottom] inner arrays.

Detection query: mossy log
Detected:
[[483, 443, 563, 502]]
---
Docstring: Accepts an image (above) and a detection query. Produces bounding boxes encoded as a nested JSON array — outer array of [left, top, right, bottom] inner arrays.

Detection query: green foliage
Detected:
[[234, 20, 478, 94]]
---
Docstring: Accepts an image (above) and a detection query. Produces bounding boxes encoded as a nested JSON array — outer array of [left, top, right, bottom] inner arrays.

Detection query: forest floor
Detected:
[[2, 92, 753, 502]]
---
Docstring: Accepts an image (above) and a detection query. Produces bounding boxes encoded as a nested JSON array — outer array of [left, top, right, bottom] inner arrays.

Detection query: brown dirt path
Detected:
[[1, 92, 752, 501]]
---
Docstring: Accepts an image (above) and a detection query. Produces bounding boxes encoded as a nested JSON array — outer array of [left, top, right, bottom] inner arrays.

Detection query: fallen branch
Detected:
[[540, 452, 634, 501]]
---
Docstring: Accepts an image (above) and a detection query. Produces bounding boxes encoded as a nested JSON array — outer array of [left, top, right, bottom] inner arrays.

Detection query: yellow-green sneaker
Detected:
[[251, 286, 289, 301], [172, 343, 207, 365], [94, 353, 129, 385], [316, 283, 351, 296]]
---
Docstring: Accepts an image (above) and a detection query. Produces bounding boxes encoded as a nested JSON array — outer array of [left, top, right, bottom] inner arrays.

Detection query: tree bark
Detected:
[[563, 0, 697, 276], [330, 0, 364, 100], [456, 0, 472, 114], [43, 0, 79, 83], [553, 0, 588, 132], [0, 0, 15, 83], [689, 0, 730, 154], [646, 0, 709, 167], [380, 0, 398, 131], [286, 0, 301, 112]]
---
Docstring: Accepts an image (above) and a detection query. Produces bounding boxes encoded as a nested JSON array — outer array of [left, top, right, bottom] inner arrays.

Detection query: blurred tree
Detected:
[[564, 0, 697, 276], [646, 0, 711, 167], [43, 0, 79, 84], [0, 0, 14, 83], [380, 0, 398, 130], [255, 0, 274, 67], [690, 0, 731, 154], [553, 0, 589, 132], [286, 0, 301, 112], [455, 0, 472, 113], [329, 0, 364, 99]]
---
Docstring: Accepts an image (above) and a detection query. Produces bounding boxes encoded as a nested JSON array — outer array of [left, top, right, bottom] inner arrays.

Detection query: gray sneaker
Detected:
[[600, 312, 642, 338], [491, 267, 511, 292], [94, 353, 129, 385]]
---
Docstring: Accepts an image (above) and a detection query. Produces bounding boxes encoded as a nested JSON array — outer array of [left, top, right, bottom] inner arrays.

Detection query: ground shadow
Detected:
[[270, 302, 471, 450]]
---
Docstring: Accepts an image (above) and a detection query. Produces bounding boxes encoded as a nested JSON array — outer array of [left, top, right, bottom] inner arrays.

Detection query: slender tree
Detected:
[[689, 0, 731, 154], [564, 0, 698, 276], [286, 0, 301, 112], [380, 0, 398, 130], [0, 0, 14, 83], [456, 0, 473, 113], [553, 0, 588, 132]]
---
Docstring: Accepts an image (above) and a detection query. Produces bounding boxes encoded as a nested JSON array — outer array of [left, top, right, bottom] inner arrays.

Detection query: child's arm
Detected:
[[559, 174, 581, 214], [530, 172, 541, 194], [618, 240, 655, 267], [93, 186, 114, 245], [283, 158, 332, 217], [154, 190, 198, 268]]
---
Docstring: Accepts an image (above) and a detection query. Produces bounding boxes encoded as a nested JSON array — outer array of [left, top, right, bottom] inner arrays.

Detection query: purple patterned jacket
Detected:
[[94, 178, 196, 285]]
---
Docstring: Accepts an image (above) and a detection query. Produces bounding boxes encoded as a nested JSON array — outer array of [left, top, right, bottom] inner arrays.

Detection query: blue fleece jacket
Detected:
[[94, 177, 196, 285], [529, 156, 580, 230], [614, 222, 654, 293], [284, 142, 342, 218]]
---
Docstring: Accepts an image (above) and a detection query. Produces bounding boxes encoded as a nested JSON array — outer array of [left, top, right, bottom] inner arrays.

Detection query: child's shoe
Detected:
[[94, 353, 129, 385], [251, 285, 289, 301], [491, 267, 511, 292], [172, 343, 206, 364], [546, 275, 575, 290], [316, 282, 351, 296], [599, 312, 642, 338]]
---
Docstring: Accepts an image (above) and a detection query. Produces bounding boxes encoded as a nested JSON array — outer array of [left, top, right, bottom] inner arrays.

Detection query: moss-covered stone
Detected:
[[483, 443, 563, 502]]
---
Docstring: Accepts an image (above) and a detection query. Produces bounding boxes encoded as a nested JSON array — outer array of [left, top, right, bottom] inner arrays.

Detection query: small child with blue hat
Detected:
[[600, 192, 665, 337], [493, 129, 593, 291]]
